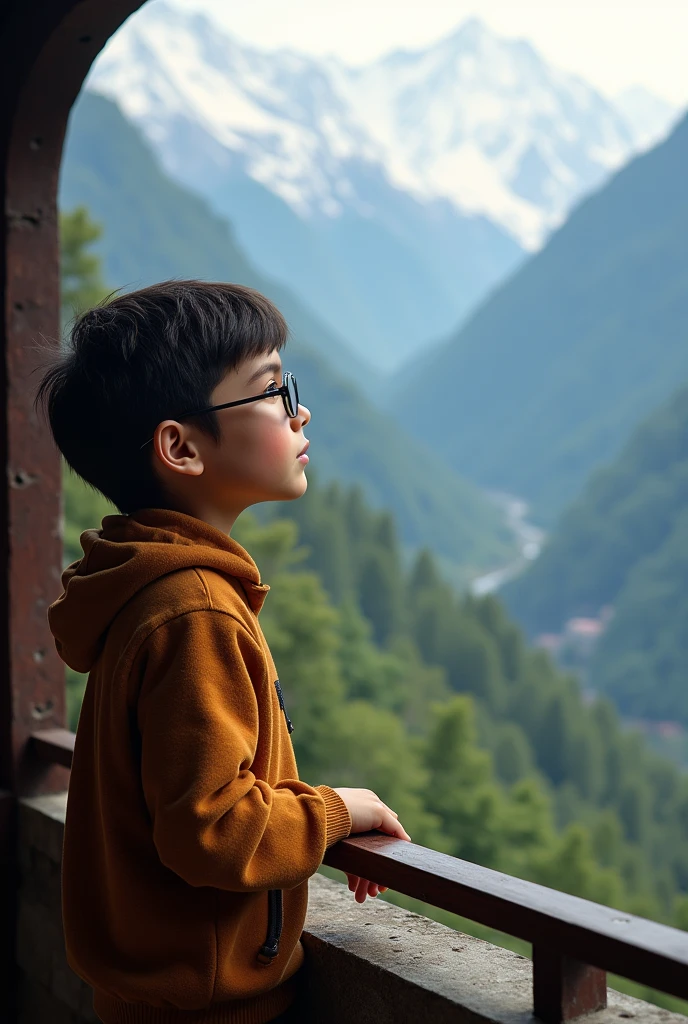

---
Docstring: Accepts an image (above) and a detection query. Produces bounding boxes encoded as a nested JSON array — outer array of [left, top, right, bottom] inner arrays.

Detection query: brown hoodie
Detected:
[[49, 508, 352, 1024]]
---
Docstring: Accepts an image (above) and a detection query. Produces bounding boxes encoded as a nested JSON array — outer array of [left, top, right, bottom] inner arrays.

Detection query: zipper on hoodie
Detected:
[[256, 681, 291, 964], [274, 678, 294, 734], [257, 888, 283, 965]]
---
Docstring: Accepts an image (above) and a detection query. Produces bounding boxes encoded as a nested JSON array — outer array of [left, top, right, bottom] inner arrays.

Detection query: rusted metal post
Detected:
[[1, 0, 148, 798], [531, 947, 607, 1022], [2, 6, 69, 1013], [3, 35, 67, 804], [1, 1, 146, 1014]]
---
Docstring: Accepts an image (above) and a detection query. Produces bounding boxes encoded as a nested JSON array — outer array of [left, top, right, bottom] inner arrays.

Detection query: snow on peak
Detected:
[[614, 85, 682, 150], [86, 2, 678, 249], [338, 19, 638, 245], [87, 0, 382, 219]]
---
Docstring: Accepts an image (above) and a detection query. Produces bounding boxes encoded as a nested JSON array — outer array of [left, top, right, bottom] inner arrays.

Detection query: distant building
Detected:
[[534, 633, 562, 654], [534, 608, 612, 664], [563, 616, 606, 658], [565, 617, 604, 637]]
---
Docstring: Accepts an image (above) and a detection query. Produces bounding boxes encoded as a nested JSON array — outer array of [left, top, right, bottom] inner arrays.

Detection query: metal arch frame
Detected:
[[0, 1, 147, 1013]]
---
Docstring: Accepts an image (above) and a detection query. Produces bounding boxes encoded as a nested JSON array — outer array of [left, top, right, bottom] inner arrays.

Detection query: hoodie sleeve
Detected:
[[135, 609, 351, 892]]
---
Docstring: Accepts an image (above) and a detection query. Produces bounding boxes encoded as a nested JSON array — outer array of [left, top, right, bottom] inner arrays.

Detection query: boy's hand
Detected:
[[332, 787, 412, 903], [345, 873, 389, 902]]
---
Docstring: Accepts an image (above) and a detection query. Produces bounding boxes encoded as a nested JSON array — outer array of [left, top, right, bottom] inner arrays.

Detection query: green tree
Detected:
[[326, 701, 447, 850], [335, 598, 409, 712], [422, 697, 505, 866], [58, 211, 111, 730], [534, 824, 623, 907], [590, 811, 623, 868], [497, 778, 555, 879], [567, 728, 605, 803], [357, 545, 404, 644], [409, 548, 442, 593], [440, 616, 507, 712], [674, 895, 688, 931], [493, 723, 534, 785], [536, 693, 572, 786], [60, 205, 108, 322]]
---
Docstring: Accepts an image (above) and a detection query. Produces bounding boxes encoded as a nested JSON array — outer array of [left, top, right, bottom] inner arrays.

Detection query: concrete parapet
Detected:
[[16, 793, 685, 1024]]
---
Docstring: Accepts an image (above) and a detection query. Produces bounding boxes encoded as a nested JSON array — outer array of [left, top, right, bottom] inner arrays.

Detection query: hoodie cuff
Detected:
[[314, 785, 352, 847]]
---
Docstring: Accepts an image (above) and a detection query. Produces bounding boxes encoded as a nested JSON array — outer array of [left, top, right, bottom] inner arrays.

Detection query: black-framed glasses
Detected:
[[139, 371, 299, 449]]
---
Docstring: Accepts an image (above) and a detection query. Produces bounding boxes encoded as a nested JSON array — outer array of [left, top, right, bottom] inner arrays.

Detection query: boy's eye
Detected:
[[264, 379, 279, 394]]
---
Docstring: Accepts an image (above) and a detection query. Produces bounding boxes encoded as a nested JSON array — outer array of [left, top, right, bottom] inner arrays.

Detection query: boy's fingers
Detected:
[[378, 801, 398, 819], [350, 876, 388, 898], [379, 812, 412, 842]]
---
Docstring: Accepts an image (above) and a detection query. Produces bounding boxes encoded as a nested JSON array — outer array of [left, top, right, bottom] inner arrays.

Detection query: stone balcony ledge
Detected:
[[17, 793, 685, 1023]]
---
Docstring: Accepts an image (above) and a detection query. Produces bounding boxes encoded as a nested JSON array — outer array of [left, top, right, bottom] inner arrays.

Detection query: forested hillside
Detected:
[[391, 109, 688, 524], [502, 382, 688, 726], [62, 463, 688, 1011], [59, 92, 515, 575], [55, 135, 688, 1014]]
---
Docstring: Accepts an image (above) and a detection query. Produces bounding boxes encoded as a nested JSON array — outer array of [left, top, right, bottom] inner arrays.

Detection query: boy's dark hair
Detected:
[[33, 280, 288, 515]]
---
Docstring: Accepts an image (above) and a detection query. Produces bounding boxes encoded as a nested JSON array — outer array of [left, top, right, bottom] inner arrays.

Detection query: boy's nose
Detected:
[[294, 403, 311, 427]]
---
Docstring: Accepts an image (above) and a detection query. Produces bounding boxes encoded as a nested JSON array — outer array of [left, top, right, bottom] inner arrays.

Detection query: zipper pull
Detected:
[[274, 678, 294, 734], [257, 888, 283, 965], [257, 940, 280, 965]]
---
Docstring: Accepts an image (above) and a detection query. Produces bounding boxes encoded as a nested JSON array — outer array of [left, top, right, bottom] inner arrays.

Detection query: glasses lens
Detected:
[[285, 373, 299, 417]]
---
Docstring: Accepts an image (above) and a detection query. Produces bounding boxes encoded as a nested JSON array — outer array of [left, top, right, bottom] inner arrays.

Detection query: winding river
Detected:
[[470, 491, 546, 597]]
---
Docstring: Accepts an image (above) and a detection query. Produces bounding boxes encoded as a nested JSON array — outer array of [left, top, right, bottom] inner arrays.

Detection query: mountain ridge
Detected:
[[390, 107, 688, 523], [59, 89, 516, 573], [83, 1, 676, 369], [500, 379, 688, 726]]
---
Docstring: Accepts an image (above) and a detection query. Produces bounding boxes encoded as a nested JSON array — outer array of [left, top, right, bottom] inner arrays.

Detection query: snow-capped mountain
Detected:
[[84, 2, 678, 369], [89, 8, 381, 218], [83, 3, 526, 369], [335, 20, 640, 248], [614, 85, 681, 151]]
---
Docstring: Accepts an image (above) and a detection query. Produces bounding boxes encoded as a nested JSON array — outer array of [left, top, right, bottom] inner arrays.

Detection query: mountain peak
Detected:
[[378, 16, 494, 67], [614, 85, 682, 149], [446, 15, 491, 48], [436, 17, 541, 65], [89, 6, 674, 249]]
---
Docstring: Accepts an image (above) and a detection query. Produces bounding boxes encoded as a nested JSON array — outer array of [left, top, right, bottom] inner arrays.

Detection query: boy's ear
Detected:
[[153, 421, 205, 477]]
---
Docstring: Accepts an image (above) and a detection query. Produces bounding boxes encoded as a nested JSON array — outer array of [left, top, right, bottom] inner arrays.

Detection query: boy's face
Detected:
[[151, 349, 311, 531]]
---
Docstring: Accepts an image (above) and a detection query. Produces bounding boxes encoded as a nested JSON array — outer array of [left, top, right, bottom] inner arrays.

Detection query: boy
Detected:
[[36, 281, 411, 1024]]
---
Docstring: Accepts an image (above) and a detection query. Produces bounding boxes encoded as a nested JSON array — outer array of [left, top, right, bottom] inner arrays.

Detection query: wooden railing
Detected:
[[31, 728, 75, 769], [31, 728, 688, 1023]]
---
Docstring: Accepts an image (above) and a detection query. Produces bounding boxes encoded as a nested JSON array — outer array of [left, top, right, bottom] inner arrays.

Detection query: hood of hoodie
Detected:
[[48, 508, 270, 673]]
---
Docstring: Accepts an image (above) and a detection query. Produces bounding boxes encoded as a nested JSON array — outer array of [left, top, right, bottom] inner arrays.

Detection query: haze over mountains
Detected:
[[59, 90, 516, 574], [501, 378, 688, 728], [85, 1, 678, 370], [64, 6, 688, 747], [393, 106, 688, 524]]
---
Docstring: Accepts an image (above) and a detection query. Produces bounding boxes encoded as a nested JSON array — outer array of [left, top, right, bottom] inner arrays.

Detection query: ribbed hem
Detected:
[[314, 785, 352, 847], [93, 975, 296, 1024]]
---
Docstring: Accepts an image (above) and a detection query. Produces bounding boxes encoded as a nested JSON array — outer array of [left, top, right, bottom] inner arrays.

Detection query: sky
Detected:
[[167, 0, 688, 104]]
